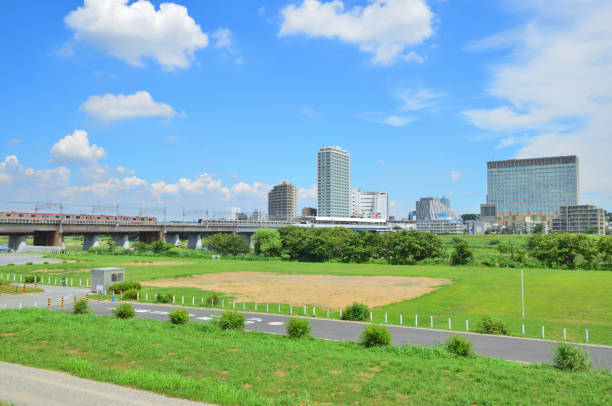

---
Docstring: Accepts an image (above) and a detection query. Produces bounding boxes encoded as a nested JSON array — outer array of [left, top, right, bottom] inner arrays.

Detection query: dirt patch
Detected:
[[123, 261, 196, 266], [144, 271, 450, 308]]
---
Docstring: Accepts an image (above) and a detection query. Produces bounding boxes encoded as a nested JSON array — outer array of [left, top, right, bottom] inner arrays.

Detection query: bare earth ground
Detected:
[[144, 272, 451, 308]]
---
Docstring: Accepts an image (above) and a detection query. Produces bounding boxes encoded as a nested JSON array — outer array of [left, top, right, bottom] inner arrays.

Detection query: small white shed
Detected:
[[91, 267, 125, 293]]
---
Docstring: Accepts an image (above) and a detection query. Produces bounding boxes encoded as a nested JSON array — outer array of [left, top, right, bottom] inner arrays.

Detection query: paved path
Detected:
[[0, 285, 88, 309], [2, 285, 611, 369], [0, 361, 212, 406], [0, 254, 62, 266]]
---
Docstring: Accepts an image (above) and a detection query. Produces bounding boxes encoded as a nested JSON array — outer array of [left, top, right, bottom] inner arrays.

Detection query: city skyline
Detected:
[[1, 1, 611, 218]]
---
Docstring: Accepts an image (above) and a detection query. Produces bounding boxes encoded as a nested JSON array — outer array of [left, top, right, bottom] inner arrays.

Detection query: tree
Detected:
[[461, 214, 480, 221], [533, 224, 544, 234], [450, 240, 473, 265], [252, 228, 281, 256], [207, 233, 250, 255], [597, 236, 612, 265]]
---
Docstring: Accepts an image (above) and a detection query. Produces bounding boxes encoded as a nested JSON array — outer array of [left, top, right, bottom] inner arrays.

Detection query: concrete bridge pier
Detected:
[[113, 234, 130, 249], [139, 231, 162, 244], [187, 234, 202, 250], [165, 233, 180, 246], [83, 234, 100, 251], [33, 231, 61, 247], [8, 235, 27, 251], [240, 233, 255, 250]]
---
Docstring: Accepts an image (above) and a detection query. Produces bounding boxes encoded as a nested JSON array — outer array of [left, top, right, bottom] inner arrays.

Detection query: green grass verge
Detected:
[[1, 308, 610, 405]]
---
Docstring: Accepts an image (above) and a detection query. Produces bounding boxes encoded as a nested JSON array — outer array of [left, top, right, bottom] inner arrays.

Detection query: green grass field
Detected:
[[0, 309, 610, 405], [4, 247, 612, 345]]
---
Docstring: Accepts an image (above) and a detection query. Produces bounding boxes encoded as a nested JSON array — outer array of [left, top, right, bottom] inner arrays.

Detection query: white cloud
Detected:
[[65, 0, 208, 69], [50, 130, 106, 165], [230, 182, 272, 199], [450, 170, 462, 181], [464, 0, 612, 206], [383, 115, 413, 127], [298, 184, 317, 199], [213, 28, 232, 49], [495, 135, 529, 150], [0, 155, 70, 189], [80, 91, 175, 121], [167, 136, 178, 141], [279, 0, 433, 65], [7, 139, 21, 144], [397, 89, 444, 111]]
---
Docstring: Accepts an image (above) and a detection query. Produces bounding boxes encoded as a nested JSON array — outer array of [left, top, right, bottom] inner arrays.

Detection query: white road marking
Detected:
[[268, 321, 284, 326], [197, 316, 213, 321]]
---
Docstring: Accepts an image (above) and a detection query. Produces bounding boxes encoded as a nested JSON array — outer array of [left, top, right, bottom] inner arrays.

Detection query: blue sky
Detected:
[[1, 0, 610, 219]]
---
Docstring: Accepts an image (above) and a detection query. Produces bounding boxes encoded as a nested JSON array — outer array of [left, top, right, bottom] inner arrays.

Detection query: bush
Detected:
[[477, 316, 510, 335], [169, 309, 190, 325], [25, 262, 33, 266], [450, 241, 473, 265], [24, 276, 35, 283], [72, 299, 92, 315], [155, 293, 172, 304], [554, 344, 590, 372], [219, 311, 245, 330], [205, 292, 221, 306], [112, 303, 135, 319], [122, 289, 139, 300], [445, 335, 475, 357], [286, 318, 312, 339], [359, 324, 392, 347], [342, 302, 370, 321], [109, 281, 141, 292]]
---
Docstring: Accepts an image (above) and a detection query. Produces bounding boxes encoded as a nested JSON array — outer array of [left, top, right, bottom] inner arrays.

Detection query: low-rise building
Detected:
[[552, 204, 607, 235], [465, 220, 487, 234], [416, 219, 464, 234], [301, 207, 317, 217]]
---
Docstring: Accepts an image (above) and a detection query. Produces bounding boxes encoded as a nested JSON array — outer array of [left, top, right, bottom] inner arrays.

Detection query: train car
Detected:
[[0, 212, 157, 224]]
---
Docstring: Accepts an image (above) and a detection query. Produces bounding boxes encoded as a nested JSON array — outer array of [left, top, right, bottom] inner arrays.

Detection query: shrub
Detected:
[[554, 344, 590, 372], [122, 289, 139, 300], [43, 261, 49, 264], [25, 262, 33, 266], [24, 276, 35, 283], [112, 303, 135, 319], [445, 335, 475, 357], [155, 293, 172, 304], [477, 316, 510, 335], [169, 309, 190, 325], [109, 281, 141, 292], [219, 311, 245, 330], [359, 324, 392, 347], [205, 292, 221, 306], [286, 318, 312, 339], [342, 302, 370, 321], [72, 299, 91, 315], [450, 241, 473, 265]]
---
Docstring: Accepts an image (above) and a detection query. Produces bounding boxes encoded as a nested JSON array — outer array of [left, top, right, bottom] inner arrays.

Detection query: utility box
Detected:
[[91, 267, 125, 293]]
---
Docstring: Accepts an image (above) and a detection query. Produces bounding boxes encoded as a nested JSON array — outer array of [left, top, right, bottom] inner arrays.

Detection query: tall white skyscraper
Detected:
[[317, 146, 350, 217]]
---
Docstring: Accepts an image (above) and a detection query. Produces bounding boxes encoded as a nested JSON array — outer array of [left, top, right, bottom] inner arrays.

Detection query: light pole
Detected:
[[521, 269, 525, 319]]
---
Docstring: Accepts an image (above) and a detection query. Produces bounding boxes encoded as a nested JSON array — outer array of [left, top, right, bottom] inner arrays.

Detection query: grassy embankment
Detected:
[[4, 247, 612, 345], [0, 308, 610, 405]]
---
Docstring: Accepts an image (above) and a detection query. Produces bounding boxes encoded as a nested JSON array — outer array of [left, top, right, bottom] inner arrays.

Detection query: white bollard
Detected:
[[522, 324, 525, 335], [303, 305, 306, 315], [137, 292, 140, 301], [563, 328, 566, 340], [313, 306, 316, 316], [79, 279, 82, 287], [192, 297, 194, 305], [278, 304, 281, 313], [586, 329, 589, 343], [415, 314, 418, 327], [466, 320, 469, 331], [339, 308, 342, 319], [201, 297, 204, 304], [430, 315, 433, 328], [87, 280, 89, 287], [370, 311, 373, 321], [541, 326, 545, 338], [71, 279, 73, 286], [327, 308, 330, 318], [243, 302, 246, 310], [182, 296, 184, 305], [54, 277, 57, 285], [172, 296, 175, 304], [222, 299, 224, 308], [146, 293, 148, 301], [400, 314, 403, 325], [19, 303, 22, 310], [384, 312, 387, 323], [233, 300, 236, 309], [255, 302, 258, 311], [266, 303, 269, 312], [212, 299, 214, 307], [290, 304, 292, 314]]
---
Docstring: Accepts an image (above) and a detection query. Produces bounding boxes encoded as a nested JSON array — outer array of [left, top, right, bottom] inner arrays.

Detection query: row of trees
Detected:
[[253, 227, 445, 264], [526, 233, 611, 269]]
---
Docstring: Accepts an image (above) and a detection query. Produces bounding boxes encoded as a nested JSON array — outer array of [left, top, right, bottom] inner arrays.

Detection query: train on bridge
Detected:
[[0, 212, 157, 225]]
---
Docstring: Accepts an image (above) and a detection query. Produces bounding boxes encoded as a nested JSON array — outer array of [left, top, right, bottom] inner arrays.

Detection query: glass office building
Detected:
[[317, 146, 351, 217], [486, 156, 579, 229]]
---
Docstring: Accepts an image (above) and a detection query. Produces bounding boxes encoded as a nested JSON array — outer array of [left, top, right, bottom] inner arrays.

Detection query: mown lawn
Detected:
[[0, 309, 610, 405], [4, 252, 612, 345]]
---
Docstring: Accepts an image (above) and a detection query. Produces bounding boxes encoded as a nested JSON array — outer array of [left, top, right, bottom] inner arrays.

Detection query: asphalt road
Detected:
[[2, 285, 611, 370], [0, 361, 213, 406]]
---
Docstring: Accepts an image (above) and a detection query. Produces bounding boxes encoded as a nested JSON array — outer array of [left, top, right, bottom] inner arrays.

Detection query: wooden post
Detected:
[[97, 291, 101, 303], [48, 298, 51, 309], [61, 296, 64, 309], [86, 294, 89, 304]]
